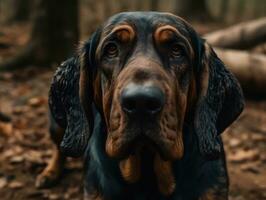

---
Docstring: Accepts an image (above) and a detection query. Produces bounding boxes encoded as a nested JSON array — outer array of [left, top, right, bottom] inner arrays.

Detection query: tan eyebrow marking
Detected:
[[154, 25, 194, 59], [96, 24, 135, 59], [111, 25, 135, 43]]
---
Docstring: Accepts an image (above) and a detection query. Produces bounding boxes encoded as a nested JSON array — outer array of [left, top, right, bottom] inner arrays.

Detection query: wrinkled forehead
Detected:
[[101, 12, 190, 38]]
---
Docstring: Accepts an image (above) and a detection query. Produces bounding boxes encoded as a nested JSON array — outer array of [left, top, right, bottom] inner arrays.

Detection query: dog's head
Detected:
[[61, 12, 244, 163]]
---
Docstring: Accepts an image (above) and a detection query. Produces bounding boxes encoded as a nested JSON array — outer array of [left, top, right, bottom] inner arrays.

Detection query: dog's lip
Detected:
[[108, 131, 175, 161], [108, 115, 177, 160], [137, 134, 175, 160]]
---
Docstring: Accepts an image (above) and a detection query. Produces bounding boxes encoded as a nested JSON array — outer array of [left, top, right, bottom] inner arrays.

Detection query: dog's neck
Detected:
[[119, 146, 176, 196]]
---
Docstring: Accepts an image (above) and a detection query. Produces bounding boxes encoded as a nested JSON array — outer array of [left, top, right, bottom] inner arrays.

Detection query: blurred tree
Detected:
[[218, 0, 229, 21], [151, 0, 159, 11], [8, 0, 31, 23], [0, 0, 79, 70], [176, 0, 211, 20], [0, 0, 28, 23]]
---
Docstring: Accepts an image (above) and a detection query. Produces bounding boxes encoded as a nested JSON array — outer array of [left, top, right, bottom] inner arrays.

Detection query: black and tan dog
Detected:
[[37, 12, 244, 200]]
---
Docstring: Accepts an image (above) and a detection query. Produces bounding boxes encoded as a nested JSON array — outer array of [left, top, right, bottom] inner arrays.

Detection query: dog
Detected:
[[37, 12, 244, 200]]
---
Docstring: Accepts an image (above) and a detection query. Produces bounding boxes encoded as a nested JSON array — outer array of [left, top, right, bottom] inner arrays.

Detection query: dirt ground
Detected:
[[0, 23, 266, 200]]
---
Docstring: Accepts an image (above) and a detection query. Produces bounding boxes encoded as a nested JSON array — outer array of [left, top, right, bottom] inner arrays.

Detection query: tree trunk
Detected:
[[204, 17, 266, 50], [214, 48, 266, 97], [151, 0, 159, 11], [218, 0, 229, 21], [31, 0, 79, 63], [0, 0, 79, 70], [176, 0, 210, 20], [8, 0, 31, 23], [0, 0, 30, 24]]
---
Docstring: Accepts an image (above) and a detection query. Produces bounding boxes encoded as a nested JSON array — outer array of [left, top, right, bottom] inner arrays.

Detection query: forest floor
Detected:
[[0, 23, 266, 200]]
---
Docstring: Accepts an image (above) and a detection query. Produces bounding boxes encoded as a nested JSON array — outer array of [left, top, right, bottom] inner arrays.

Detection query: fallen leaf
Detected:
[[0, 72, 13, 80], [0, 122, 13, 136], [240, 162, 260, 174], [228, 138, 241, 148], [24, 150, 43, 164], [48, 193, 60, 200], [12, 106, 29, 115], [9, 155, 25, 164], [8, 180, 24, 189], [0, 177, 8, 189], [228, 149, 260, 163], [28, 97, 46, 107]]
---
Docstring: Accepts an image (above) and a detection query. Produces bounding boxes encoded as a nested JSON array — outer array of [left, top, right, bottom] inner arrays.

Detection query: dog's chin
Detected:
[[106, 130, 180, 161], [106, 139, 153, 160]]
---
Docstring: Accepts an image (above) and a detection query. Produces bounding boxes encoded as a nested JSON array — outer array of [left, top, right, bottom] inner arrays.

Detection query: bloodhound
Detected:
[[36, 12, 244, 200]]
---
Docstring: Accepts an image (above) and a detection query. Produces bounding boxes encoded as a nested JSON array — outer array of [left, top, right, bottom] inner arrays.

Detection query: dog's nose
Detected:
[[121, 84, 165, 115]]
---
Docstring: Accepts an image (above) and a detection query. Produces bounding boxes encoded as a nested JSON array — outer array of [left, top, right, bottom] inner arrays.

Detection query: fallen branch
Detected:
[[205, 17, 266, 50], [214, 48, 266, 97]]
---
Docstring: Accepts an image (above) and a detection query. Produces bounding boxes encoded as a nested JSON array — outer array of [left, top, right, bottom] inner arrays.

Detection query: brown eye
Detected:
[[104, 43, 118, 58], [170, 44, 183, 58]]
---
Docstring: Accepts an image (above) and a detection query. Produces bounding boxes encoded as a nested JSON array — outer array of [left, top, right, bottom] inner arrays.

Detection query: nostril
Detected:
[[122, 98, 136, 113], [146, 98, 162, 114]]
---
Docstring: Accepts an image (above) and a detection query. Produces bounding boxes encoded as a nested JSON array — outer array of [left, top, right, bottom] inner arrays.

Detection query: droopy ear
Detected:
[[194, 41, 244, 159], [49, 56, 90, 157], [49, 31, 101, 157], [79, 30, 101, 131]]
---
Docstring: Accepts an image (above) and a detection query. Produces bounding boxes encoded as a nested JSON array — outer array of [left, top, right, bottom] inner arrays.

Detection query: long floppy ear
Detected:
[[79, 30, 101, 132], [49, 57, 89, 157], [194, 41, 244, 159], [49, 31, 101, 157]]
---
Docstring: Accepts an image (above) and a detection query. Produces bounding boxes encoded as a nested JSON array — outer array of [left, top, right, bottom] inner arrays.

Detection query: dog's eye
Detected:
[[104, 43, 119, 58], [170, 44, 184, 59]]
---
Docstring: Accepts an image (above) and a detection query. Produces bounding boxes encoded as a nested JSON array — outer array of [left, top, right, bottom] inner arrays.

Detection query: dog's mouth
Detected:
[[116, 131, 177, 196], [106, 83, 184, 161], [106, 119, 183, 161], [102, 84, 184, 195]]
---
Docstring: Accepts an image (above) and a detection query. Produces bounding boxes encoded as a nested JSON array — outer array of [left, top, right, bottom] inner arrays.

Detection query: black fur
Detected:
[[49, 57, 89, 157], [194, 45, 244, 159], [48, 12, 244, 199]]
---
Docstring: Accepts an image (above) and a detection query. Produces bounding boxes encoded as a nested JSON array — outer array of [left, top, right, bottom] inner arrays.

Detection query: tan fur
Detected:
[[105, 55, 188, 160], [100, 22, 198, 163], [154, 154, 176, 196], [119, 154, 141, 183], [36, 127, 65, 188], [198, 43, 211, 100], [96, 24, 135, 60], [112, 25, 135, 43], [154, 25, 194, 60]]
